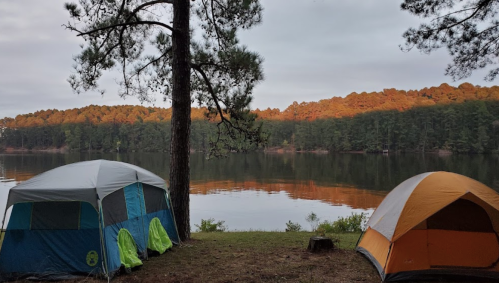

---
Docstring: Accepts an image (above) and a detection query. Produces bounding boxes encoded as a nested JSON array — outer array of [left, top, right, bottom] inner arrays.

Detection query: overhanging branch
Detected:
[[76, 20, 174, 37], [131, 0, 173, 16], [427, 1, 492, 34], [128, 47, 173, 82], [191, 63, 230, 125], [191, 62, 261, 143]]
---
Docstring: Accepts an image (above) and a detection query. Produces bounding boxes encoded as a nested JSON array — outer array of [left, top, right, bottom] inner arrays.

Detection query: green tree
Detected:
[[473, 125, 490, 153], [456, 127, 472, 153], [442, 107, 458, 150], [401, 0, 499, 81], [64, 126, 83, 150], [64, 0, 265, 240]]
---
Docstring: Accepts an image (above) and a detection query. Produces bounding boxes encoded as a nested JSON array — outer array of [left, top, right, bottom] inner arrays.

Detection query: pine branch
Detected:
[[191, 63, 230, 125], [75, 20, 174, 37]]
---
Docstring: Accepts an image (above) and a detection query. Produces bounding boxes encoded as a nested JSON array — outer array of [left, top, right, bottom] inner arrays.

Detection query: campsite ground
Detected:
[[7, 232, 497, 282], [102, 232, 379, 283]]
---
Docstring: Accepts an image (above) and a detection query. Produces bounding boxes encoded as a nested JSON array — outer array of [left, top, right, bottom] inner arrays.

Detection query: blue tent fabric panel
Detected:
[[0, 202, 102, 280], [103, 218, 148, 274], [124, 183, 146, 220], [124, 183, 147, 254], [163, 206, 179, 244], [0, 229, 102, 277], [144, 210, 179, 244], [6, 203, 32, 230], [102, 224, 121, 274], [137, 183, 146, 216], [80, 202, 99, 229]]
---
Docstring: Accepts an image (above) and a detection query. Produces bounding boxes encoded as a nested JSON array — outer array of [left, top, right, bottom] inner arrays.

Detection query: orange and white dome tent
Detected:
[[357, 171, 499, 281]]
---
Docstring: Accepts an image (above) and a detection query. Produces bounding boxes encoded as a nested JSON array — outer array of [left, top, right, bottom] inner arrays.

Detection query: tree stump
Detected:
[[307, 236, 335, 252]]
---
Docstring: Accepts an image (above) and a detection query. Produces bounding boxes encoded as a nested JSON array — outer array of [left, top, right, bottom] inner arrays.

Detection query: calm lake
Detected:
[[1, 152, 498, 231]]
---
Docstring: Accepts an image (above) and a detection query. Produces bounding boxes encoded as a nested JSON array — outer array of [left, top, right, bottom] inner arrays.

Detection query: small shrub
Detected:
[[285, 220, 302, 232], [318, 213, 367, 233], [195, 218, 227, 232], [316, 220, 335, 233], [315, 226, 326, 237], [306, 212, 320, 232]]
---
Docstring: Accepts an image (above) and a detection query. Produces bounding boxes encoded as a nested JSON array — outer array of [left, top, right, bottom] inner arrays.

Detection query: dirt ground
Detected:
[[10, 232, 498, 283], [104, 239, 380, 283]]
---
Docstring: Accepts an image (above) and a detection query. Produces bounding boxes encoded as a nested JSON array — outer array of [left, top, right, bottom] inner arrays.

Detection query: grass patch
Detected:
[[193, 231, 360, 250]]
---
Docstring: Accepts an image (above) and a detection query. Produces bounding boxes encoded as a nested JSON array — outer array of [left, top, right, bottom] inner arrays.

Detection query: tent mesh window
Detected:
[[102, 189, 128, 226], [427, 199, 494, 232], [31, 201, 80, 230], [142, 184, 167, 214]]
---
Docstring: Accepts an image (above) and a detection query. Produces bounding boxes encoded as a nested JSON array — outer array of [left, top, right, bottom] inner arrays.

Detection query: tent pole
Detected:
[[382, 242, 393, 278], [355, 230, 364, 247], [98, 200, 110, 280], [137, 182, 148, 260]]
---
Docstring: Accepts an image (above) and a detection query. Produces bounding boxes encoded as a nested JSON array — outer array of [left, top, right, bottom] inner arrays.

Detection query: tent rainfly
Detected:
[[0, 160, 179, 281], [357, 171, 499, 281]]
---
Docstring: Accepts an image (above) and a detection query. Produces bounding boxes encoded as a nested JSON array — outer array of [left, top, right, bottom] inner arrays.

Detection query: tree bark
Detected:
[[170, 0, 191, 241]]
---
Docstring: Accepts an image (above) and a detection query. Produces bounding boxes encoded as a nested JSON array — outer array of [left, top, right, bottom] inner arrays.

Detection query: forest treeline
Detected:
[[1, 83, 499, 153], [2, 82, 499, 128], [265, 100, 499, 153]]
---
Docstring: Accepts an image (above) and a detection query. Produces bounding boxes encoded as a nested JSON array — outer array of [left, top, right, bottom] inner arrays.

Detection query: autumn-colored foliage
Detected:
[[2, 83, 499, 128], [0, 105, 210, 128], [255, 83, 499, 120]]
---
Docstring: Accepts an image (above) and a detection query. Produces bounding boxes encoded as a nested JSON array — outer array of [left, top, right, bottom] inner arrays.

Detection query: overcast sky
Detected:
[[1, 0, 497, 119]]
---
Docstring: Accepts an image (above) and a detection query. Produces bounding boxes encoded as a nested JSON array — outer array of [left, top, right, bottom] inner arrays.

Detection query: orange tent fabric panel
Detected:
[[393, 173, 464, 241], [385, 229, 429, 274], [394, 172, 499, 241], [358, 228, 391, 269], [427, 230, 499, 268]]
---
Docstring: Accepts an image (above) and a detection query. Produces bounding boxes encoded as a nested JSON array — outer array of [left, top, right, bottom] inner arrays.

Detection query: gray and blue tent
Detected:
[[0, 160, 179, 280]]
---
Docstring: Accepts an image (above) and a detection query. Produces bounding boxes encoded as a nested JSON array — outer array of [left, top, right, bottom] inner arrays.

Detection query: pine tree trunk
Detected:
[[170, 0, 191, 241]]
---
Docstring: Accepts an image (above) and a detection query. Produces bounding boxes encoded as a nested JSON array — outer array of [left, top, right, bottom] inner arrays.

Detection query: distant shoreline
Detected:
[[2, 146, 69, 153], [1, 146, 458, 156]]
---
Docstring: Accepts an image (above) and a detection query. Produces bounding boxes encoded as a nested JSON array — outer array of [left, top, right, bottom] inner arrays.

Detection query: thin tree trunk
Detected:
[[170, 0, 191, 241]]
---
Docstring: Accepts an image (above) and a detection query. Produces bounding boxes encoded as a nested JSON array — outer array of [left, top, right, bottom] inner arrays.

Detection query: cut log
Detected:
[[307, 236, 335, 252]]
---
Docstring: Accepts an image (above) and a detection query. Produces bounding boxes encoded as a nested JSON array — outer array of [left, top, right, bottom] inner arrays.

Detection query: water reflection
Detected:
[[190, 180, 385, 209], [2, 152, 499, 191], [1, 152, 498, 230]]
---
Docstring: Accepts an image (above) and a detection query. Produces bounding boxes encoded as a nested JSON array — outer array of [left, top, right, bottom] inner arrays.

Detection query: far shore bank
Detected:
[[3, 146, 491, 156]]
